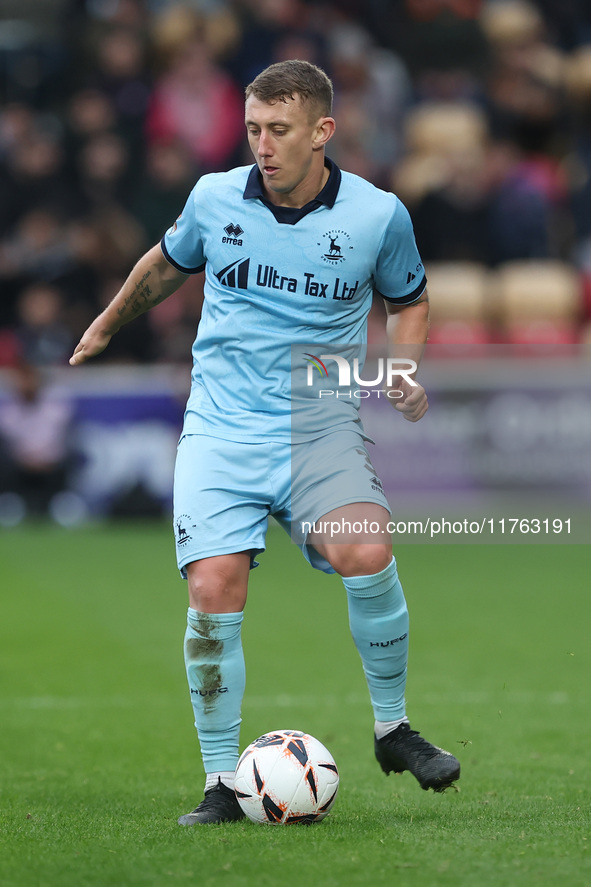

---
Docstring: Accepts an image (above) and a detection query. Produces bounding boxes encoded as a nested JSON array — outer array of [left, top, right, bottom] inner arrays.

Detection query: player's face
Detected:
[[245, 94, 333, 206]]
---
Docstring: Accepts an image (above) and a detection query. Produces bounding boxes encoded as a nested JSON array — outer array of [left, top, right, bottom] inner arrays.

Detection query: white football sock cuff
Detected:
[[374, 717, 409, 740], [205, 771, 236, 792]]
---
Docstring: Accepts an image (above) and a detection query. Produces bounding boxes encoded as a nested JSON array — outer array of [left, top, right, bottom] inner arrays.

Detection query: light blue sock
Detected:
[[184, 608, 245, 774], [342, 557, 409, 722]]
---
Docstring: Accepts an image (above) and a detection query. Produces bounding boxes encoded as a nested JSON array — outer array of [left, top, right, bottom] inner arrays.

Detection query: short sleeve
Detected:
[[161, 186, 206, 274], [374, 198, 426, 304]]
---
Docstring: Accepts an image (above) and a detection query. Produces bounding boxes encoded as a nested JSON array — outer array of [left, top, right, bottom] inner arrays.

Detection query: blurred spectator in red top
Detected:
[[146, 7, 244, 172]]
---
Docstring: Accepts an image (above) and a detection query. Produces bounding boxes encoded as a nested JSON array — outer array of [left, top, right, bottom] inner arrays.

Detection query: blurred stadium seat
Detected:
[[493, 259, 582, 344], [403, 102, 488, 157], [425, 261, 491, 347], [394, 102, 488, 205]]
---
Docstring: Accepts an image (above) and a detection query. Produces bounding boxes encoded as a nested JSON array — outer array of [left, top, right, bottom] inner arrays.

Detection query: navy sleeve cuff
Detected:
[[381, 274, 427, 305], [161, 237, 206, 274]]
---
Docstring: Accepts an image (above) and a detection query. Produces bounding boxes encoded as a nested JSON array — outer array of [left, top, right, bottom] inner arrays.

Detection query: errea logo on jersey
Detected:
[[222, 222, 244, 245]]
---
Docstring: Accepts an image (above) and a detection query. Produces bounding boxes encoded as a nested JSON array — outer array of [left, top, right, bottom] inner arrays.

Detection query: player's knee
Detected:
[[329, 544, 392, 578], [186, 556, 249, 613]]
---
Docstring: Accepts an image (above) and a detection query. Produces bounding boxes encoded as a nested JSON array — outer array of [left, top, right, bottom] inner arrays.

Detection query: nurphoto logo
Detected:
[[304, 354, 418, 399]]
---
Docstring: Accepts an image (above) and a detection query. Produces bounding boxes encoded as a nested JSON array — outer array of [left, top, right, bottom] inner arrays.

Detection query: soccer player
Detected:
[[70, 60, 460, 824]]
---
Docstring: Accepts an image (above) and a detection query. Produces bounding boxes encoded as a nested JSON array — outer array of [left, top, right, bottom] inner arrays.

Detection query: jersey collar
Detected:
[[243, 157, 341, 225]]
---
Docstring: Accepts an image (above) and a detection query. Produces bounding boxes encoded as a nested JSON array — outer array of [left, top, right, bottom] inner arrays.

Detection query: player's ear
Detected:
[[312, 116, 335, 149]]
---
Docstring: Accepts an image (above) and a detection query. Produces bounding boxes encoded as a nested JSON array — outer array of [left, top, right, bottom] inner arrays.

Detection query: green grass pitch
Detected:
[[0, 521, 588, 887]]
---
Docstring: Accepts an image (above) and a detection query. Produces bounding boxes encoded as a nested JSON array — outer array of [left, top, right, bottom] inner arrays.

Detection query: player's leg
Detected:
[[310, 502, 460, 793], [285, 432, 460, 791], [173, 434, 272, 824], [179, 553, 250, 825], [185, 553, 249, 781], [290, 434, 407, 725], [309, 502, 408, 726]]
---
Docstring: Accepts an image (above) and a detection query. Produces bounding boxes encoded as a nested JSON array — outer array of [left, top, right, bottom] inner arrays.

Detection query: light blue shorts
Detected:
[[173, 431, 390, 576]]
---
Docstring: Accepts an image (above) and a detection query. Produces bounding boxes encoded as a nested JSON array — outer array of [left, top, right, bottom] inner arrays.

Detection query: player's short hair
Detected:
[[245, 60, 333, 119]]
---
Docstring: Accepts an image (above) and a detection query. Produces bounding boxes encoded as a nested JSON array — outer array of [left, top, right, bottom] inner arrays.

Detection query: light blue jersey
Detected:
[[162, 160, 426, 442]]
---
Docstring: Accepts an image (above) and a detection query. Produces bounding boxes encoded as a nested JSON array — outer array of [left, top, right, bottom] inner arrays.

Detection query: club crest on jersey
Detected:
[[319, 229, 351, 264]]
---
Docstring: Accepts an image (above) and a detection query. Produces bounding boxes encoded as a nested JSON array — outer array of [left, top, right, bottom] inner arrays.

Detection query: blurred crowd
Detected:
[[2, 0, 591, 366], [2, 0, 591, 523]]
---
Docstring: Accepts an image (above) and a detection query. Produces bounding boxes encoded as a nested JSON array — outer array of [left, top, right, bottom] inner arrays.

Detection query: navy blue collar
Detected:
[[243, 157, 341, 225]]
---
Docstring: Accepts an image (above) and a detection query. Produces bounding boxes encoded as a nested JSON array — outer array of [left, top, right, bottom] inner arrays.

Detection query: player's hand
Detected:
[[69, 319, 113, 366], [389, 378, 428, 422]]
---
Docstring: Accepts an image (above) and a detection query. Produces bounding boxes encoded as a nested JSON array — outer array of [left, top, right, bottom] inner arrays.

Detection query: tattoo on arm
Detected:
[[117, 271, 158, 318]]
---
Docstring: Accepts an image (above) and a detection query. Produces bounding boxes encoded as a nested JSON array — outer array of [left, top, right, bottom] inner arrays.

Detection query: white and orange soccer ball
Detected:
[[234, 730, 339, 824]]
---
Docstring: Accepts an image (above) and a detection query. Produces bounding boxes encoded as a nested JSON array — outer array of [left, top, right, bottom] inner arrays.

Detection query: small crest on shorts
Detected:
[[176, 514, 192, 546]]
